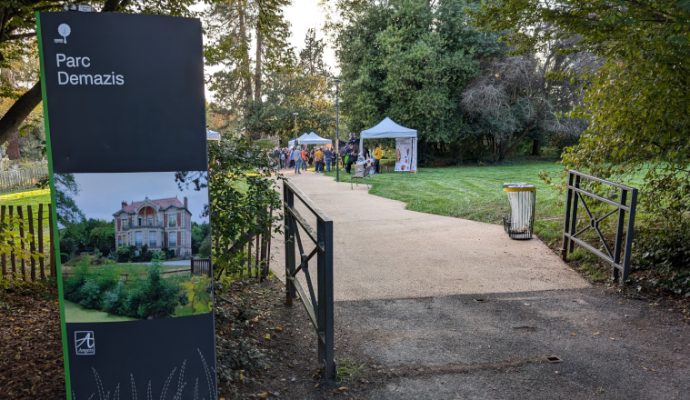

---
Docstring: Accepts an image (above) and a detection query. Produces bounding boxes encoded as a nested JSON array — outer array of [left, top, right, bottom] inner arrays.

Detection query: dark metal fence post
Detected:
[[561, 172, 574, 260], [317, 217, 335, 380], [612, 190, 627, 281], [568, 174, 581, 254], [284, 184, 296, 306], [561, 171, 573, 261], [621, 188, 638, 282]]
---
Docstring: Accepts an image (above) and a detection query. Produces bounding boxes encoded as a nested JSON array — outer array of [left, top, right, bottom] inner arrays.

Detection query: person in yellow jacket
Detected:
[[314, 147, 324, 173], [373, 143, 383, 174]]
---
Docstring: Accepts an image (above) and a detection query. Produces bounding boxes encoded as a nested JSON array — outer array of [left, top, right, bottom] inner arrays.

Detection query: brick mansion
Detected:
[[113, 196, 192, 258]]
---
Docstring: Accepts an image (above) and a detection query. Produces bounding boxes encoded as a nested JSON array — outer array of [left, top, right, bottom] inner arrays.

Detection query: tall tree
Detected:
[[205, 0, 291, 139], [333, 0, 503, 159], [461, 55, 550, 161]]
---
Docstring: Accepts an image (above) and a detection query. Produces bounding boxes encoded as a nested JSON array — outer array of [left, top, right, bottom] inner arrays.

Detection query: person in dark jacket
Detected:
[[324, 148, 333, 172]]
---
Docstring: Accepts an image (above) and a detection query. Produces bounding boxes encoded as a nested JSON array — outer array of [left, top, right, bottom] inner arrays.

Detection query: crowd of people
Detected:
[[271, 136, 385, 176]]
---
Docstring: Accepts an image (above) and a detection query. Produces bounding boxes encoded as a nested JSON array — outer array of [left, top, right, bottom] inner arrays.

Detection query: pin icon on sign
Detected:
[[54, 23, 71, 44]]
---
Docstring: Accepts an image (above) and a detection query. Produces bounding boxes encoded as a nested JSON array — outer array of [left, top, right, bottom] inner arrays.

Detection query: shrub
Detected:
[[198, 235, 211, 258], [116, 246, 133, 262], [151, 250, 166, 262], [636, 220, 690, 297], [181, 276, 211, 314], [102, 281, 127, 315], [94, 270, 118, 293], [63, 261, 90, 301], [77, 280, 102, 309], [126, 266, 183, 319], [161, 247, 175, 259], [135, 245, 152, 262]]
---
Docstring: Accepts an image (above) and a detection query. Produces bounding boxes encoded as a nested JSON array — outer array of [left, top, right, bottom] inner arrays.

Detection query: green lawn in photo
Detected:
[[63, 256, 190, 276], [64, 300, 136, 323], [63, 257, 212, 322]]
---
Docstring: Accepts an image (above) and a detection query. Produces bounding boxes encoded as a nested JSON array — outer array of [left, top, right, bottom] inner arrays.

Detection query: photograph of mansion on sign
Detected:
[[113, 196, 193, 257]]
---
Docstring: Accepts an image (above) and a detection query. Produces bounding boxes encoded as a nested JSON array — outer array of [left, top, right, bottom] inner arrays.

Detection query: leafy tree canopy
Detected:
[[476, 0, 690, 213], [334, 0, 516, 157]]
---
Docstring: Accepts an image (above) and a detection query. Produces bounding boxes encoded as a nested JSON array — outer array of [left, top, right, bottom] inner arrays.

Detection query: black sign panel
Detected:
[[39, 12, 207, 173], [38, 12, 216, 400]]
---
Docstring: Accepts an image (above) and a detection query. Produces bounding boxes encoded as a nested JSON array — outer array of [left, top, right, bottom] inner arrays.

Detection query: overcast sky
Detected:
[[284, 0, 337, 70], [67, 172, 209, 223]]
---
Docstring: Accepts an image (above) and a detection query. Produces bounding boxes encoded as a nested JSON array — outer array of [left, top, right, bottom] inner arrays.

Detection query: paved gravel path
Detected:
[[271, 172, 588, 301], [270, 172, 690, 399]]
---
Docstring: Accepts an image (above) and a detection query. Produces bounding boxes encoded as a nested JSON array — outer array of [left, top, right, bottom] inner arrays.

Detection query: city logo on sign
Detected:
[[74, 331, 95, 356], [54, 23, 71, 44]]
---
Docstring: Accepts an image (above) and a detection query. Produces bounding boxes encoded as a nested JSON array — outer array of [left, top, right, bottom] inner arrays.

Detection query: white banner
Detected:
[[395, 138, 413, 172]]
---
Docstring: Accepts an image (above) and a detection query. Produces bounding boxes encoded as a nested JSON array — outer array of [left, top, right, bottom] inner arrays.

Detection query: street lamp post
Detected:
[[334, 78, 341, 182], [292, 112, 298, 144]]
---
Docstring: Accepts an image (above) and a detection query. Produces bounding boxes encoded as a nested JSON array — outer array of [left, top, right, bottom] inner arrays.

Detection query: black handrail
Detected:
[[283, 180, 335, 380]]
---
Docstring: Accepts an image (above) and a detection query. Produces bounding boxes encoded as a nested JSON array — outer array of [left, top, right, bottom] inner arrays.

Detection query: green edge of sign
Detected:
[[35, 12, 73, 400]]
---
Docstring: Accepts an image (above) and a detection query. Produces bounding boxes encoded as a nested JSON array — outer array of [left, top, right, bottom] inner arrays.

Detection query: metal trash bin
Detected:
[[502, 183, 536, 240]]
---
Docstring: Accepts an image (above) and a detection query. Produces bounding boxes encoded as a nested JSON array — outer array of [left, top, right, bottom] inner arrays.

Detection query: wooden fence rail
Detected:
[[191, 257, 212, 277], [0, 203, 55, 282], [0, 164, 49, 193]]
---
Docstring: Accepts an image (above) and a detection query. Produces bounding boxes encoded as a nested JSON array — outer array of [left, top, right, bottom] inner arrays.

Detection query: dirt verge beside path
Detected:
[[0, 285, 66, 399]]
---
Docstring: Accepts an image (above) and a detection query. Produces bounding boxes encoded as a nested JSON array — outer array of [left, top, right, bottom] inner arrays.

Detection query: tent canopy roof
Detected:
[[297, 131, 332, 145], [361, 117, 417, 139], [206, 129, 221, 141]]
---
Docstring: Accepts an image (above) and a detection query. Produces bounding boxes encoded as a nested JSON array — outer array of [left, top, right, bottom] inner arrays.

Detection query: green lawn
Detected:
[[328, 161, 648, 249], [323, 162, 562, 244], [0, 188, 52, 223], [360, 162, 567, 245], [0, 188, 51, 206]]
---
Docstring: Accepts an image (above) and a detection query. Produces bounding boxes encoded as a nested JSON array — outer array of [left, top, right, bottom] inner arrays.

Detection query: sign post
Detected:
[[37, 12, 216, 399]]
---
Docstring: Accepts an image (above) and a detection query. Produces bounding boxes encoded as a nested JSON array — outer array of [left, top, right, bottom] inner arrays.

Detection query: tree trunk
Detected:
[[254, 24, 263, 103], [531, 138, 541, 156], [0, 81, 41, 147], [237, 0, 253, 107], [6, 130, 20, 159]]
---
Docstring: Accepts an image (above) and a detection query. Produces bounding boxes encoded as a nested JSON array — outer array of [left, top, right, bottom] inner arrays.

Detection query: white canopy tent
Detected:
[[206, 129, 221, 142], [288, 133, 308, 148], [297, 131, 332, 145], [287, 137, 300, 149], [360, 117, 417, 172]]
